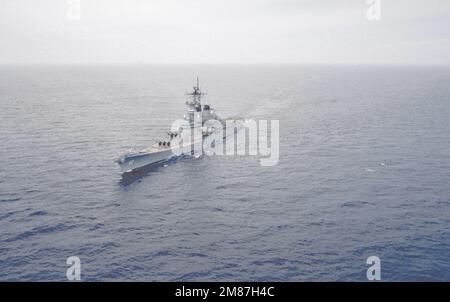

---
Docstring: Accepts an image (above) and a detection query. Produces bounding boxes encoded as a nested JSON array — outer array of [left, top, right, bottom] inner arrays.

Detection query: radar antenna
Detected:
[[185, 77, 206, 101]]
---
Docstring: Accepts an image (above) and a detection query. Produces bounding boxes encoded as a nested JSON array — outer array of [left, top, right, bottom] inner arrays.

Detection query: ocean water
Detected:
[[0, 64, 449, 281]]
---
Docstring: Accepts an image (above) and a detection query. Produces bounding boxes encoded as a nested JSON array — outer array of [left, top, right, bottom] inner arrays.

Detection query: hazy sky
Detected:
[[1, 0, 450, 64]]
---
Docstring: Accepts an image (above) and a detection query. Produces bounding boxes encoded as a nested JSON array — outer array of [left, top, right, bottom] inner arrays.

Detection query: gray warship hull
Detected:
[[118, 148, 175, 172]]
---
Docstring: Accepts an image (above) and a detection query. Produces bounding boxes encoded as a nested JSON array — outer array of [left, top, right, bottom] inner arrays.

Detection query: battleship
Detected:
[[117, 78, 231, 173]]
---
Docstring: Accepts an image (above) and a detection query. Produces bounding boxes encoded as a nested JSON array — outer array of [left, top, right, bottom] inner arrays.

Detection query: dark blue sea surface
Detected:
[[0, 65, 449, 281]]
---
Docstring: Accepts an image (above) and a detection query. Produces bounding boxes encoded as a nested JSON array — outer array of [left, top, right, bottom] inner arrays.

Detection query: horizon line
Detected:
[[1, 62, 450, 67]]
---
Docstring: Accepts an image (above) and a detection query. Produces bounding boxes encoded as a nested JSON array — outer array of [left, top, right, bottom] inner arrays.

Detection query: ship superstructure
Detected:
[[117, 78, 223, 172]]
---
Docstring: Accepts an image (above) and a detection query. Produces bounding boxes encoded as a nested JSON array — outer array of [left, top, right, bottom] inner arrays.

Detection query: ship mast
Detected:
[[184, 77, 206, 126], [186, 77, 205, 106]]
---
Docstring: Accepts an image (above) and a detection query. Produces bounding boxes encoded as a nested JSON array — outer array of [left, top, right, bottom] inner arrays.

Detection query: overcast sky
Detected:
[[1, 0, 450, 64]]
